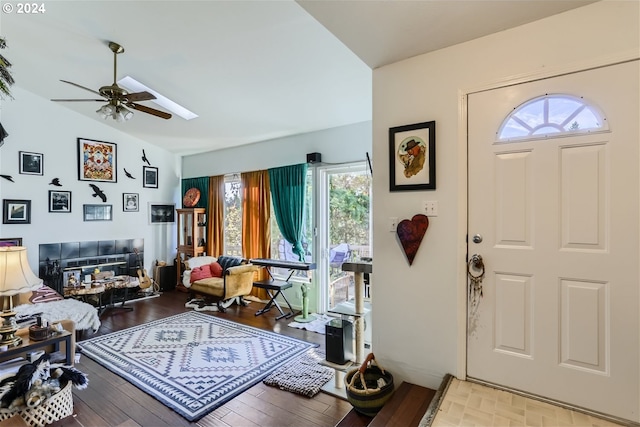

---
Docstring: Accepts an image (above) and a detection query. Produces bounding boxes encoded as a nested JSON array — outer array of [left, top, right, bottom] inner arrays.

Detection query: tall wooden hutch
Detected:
[[176, 207, 206, 287]]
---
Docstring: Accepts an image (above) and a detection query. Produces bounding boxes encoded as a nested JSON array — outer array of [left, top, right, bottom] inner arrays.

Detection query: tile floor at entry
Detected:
[[431, 378, 625, 427]]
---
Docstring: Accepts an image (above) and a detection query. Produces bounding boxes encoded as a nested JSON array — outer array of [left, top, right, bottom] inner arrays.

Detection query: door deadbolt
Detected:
[[472, 234, 483, 243]]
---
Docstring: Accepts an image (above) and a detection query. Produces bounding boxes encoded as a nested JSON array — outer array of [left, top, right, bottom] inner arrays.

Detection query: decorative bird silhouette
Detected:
[[0, 174, 14, 182], [89, 184, 107, 202], [141, 149, 150, 166], [49, 178, 62, 186], [123, 168, 135, 179]]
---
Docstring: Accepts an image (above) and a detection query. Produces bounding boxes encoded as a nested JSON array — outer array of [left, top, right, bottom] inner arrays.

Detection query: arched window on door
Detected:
[[497, 94, 608, 142]]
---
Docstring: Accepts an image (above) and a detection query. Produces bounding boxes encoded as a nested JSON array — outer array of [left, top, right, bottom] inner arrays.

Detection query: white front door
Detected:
[[467, 61, 639, 422]]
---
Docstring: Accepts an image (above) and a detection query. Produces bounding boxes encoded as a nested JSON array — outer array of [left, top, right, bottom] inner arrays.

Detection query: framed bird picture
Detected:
[[77, 137, 117, 183], [83, 204, 112, 221]]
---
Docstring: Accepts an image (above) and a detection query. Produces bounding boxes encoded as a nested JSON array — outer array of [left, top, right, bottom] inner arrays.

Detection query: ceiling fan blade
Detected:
[[128, 103, 172, 120], [60, 80, 104, 97], [124, 91, 156, 102], [51, 98, 104, 102]]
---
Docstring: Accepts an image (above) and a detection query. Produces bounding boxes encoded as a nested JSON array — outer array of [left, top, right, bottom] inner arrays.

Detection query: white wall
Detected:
[[0, 87, 180, 271], [182, 120, 372, 178], [372, 1, 639, 389]]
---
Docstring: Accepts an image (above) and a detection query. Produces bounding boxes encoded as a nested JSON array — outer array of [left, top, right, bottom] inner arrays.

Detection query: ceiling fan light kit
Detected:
[[96, 103, 133, 122], [52, 41, 172, 121]]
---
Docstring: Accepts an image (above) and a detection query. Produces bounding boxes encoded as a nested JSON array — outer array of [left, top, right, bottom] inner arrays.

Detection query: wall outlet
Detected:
[[388, 217, 398, 232], [424, 200, 438, 216]]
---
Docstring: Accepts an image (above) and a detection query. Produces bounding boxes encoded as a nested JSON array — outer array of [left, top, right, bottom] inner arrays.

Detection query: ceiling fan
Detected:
[[51, 42, 172, 121]]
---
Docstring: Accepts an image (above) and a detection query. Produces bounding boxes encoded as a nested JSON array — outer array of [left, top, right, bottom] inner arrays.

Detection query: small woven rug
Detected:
[[77, 311, 315, 421], [263, 349, 333, 397]]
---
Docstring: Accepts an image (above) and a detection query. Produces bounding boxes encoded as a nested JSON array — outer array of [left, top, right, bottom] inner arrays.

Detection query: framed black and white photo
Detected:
[[123, 193, 139, 212], [19, 151, 43, 175], [389, 121, 436, 191], [83, 204, 112, 221], [149, 203, 175, 224], [2, 199, 31, 224], [143, 166, 158, 189], [49, 190, 71, 213]]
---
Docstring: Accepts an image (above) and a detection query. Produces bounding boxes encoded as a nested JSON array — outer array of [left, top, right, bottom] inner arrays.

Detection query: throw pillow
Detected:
[[190, 266, 212, 283], [209, 262, 223, 278]]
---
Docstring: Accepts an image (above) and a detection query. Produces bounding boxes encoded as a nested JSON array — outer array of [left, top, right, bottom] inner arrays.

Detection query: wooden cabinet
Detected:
[[176, 208, 206, 287]]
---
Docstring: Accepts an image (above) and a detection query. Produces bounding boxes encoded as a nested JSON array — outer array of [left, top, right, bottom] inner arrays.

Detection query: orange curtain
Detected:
[[207, 175, 225, 257], [241, 170, 270, 299]]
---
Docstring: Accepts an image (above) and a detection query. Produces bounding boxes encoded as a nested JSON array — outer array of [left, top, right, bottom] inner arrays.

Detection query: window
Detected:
[[497, 94, 607, 142], [223, 174, 242, 256]]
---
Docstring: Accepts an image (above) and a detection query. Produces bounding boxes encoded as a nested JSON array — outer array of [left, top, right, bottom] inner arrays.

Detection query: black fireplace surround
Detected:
[[39, 239, 143, 294]]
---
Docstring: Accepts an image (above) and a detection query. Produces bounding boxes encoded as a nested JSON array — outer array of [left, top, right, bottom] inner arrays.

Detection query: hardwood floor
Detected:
[[49, 291, 352, 427]]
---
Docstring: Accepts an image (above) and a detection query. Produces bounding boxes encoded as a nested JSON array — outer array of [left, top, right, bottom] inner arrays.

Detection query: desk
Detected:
[[64, 275, 138, 315], [250, 258, 316, 321]]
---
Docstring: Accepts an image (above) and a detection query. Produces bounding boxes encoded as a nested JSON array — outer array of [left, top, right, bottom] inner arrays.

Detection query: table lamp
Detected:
[[0, 246, 43, 347]]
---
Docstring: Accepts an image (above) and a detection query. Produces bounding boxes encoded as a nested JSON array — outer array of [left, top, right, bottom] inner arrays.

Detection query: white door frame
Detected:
[[456, 52, 640, 381]]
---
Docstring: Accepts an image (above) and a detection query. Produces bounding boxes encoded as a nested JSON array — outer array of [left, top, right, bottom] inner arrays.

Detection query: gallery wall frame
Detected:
[[123, 193, 139, 212], [0, 237, 23, 247], [83, 204, 113, 221], [143, 166, 158, 189], [149, 203, 175, 224], [2, 199, 31, 224], [77, 137, 117, 183], [19, 151, 43, 175], [49, 190, 72, 213], [389, 121, 436, 191]]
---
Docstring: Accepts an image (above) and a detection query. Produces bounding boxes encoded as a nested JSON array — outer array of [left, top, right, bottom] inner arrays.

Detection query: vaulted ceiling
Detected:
[[0, 1, 596, 155]]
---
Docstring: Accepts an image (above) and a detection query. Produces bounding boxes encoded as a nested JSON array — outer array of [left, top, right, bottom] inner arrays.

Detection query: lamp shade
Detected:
[[0, 246, 42, 296]]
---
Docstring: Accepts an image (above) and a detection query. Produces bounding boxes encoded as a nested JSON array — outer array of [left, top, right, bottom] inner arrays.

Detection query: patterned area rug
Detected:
[[77, 311, 315, 421]]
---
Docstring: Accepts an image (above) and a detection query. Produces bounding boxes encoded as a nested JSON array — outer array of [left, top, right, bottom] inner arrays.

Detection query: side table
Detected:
[[0, 330, 73, 366]]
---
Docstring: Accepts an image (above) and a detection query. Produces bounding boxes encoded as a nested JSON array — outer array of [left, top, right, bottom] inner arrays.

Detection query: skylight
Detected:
[[117, 76, 198, 120]]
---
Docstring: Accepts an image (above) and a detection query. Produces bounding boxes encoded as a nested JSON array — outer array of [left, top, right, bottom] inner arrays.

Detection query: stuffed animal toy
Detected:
[[0, 353, 51, 409], [24, 378, 61, 408], [0, 353, 88, 411]]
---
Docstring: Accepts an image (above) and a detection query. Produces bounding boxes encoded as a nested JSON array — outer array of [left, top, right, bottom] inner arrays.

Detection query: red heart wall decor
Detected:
[[396, 214, 429, 265]]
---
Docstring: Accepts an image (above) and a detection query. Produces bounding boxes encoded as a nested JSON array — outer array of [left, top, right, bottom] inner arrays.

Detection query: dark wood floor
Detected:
[[50, 291, 352, 427]]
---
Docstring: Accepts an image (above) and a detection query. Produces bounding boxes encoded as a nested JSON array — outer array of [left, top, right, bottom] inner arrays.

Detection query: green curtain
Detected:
[[181, 177, 209, 209], [268, 163, 308, 261]]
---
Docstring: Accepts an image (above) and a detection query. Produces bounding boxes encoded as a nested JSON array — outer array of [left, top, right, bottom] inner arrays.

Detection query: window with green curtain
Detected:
[[268, 163, 308, 261], [181, 177, 209, 209]]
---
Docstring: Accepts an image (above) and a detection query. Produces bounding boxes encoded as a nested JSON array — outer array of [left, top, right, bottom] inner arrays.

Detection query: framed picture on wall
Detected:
[[123, 193, 139, 212], [77, 138, 117, 183], [83, 204, 113, 221], [2, 200, 31, 224], [49, 190, 72, 213], [0, 238, 23, 247], [149, 203, 175, 224], [389, 121, 436, 191], [19, 151, 44, 175], [143, 166, 158, 189]]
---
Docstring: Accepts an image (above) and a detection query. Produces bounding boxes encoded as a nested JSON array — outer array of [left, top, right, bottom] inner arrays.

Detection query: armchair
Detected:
[[182, 256, 259, 312]]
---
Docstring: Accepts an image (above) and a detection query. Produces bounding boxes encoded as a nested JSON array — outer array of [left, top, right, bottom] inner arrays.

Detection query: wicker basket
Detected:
[[344, 353, 394, 417], [0, 381, 73, 427]]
